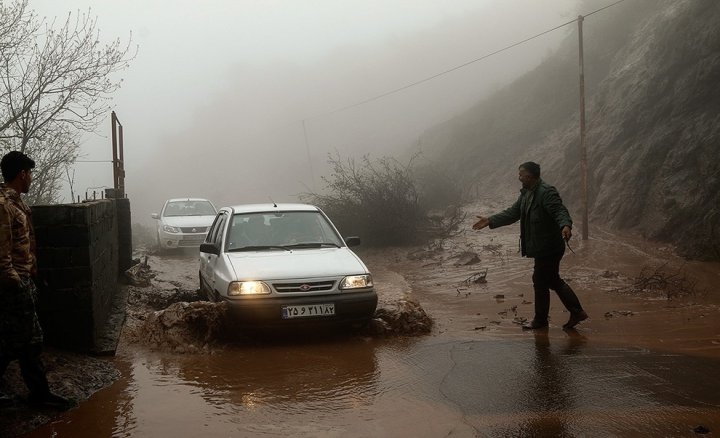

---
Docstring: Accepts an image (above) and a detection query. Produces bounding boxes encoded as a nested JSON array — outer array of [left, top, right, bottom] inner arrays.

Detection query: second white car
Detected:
[[152, 198, 218, 249]]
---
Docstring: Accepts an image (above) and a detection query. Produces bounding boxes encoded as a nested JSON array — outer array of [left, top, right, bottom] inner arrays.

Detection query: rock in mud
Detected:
[[693, 425, 710, 434], [369, 299, 433, 336], [406, 247, 442, 261], [140, 301, 232, 353], [130, 287, 204, 311], [124, 262, 154, 287], [604, 310, 635, 318], [453, 251, 481, 266]]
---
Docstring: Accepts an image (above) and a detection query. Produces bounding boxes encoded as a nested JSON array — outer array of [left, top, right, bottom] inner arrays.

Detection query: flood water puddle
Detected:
[[16, 209, 720, 437], [21, 332, 720, 437]]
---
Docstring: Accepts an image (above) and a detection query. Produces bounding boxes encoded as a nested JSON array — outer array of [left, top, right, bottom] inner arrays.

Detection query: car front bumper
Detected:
[[221, 289, 378, 327], [158, 231, 208, 249]]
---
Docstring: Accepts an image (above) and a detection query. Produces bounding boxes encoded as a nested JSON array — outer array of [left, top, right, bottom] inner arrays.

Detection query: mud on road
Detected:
[[3, 202, 720, 436], [1, 244, 434, 437], [120, 249, 433, 354], [390, 200, 720, 359]]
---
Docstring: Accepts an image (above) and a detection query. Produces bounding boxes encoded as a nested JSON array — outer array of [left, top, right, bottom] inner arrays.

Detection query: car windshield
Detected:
[[163, 200, 216, 217], [225, 211, 344, 251]]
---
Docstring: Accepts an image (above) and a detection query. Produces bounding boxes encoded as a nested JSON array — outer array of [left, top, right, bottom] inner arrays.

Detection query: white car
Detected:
[[198, 203, 377, 328], [152, 198, 218, 249]]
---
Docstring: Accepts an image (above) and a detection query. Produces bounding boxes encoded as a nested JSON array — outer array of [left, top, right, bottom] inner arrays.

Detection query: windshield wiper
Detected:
[[283, 242, 341, 249], [227, 245, 291, 252]]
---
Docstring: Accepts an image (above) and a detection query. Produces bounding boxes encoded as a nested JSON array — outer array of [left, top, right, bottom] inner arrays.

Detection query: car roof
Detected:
[[166, 198, 213, 203], [223, 203, 320, 214]]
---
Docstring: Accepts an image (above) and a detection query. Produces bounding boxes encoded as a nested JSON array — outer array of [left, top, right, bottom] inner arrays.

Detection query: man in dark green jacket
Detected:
[[472, 162, 588, 330]]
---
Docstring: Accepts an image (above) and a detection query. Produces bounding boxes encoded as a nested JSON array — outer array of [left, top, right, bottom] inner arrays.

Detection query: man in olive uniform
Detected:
[[472, 162, 588, 330], [0, 151, 72, 409]]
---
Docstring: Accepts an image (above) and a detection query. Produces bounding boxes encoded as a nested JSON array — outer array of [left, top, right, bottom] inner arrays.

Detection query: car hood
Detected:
[[225, 247, 369, 280], [161, 215, 216, 228]]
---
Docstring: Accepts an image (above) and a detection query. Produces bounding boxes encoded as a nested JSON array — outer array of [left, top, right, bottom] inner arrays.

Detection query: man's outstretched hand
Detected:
[[472, 216, 490, 230]]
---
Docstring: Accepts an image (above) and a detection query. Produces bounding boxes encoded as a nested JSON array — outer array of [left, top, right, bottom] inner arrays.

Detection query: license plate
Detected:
[[281, 303, 335, 319]]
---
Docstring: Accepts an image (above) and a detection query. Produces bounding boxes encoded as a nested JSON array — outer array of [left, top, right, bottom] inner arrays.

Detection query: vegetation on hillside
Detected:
[[416, 0, 720, 260], [303, 153, 464, 247]]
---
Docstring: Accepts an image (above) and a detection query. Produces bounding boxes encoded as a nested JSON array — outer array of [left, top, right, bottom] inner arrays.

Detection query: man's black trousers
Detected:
[[531, 250, 584, 323]]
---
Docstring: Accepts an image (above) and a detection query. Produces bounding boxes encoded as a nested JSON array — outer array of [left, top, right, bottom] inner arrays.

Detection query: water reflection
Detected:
[[19, 337, 382, 438], [18, 331, 720, 437], [129, 337, 381, 435], [170, 338, 377, 405], [19, 354, 138, 438], [515, 329, 587, 437]]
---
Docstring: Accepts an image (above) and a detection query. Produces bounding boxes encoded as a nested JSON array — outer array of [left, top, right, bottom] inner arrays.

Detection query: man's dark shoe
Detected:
[[28, 392, 76, 410], [563, 310, 588, 329], [522, 319, 549, 330]]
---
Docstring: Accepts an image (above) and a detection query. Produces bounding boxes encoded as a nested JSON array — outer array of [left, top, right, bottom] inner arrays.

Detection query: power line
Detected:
[[585, 0, 628, 18], [305, 0, 628, 121]]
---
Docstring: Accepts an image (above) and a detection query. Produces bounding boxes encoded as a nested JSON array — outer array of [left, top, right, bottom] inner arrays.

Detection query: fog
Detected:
[[30, 0, 584, 225]]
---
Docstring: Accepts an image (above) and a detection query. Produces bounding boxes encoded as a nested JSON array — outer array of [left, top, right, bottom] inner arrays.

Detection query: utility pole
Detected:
[[302, 119, 316, 190], [578, 15, 589, 240]]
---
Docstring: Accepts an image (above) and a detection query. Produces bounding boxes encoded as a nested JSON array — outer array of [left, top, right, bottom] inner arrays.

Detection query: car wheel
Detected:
[[156, 233, 166, 255], [199, 274, 214, 302], [198, 274, 206, 300]]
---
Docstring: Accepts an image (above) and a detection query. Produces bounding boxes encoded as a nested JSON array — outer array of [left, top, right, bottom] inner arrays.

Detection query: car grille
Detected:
[[273, 281, 335, 293], [180, 226, 208, 233]]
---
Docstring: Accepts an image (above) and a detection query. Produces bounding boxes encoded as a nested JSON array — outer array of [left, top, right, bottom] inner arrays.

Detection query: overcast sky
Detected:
[[29, 0, 585, 223]]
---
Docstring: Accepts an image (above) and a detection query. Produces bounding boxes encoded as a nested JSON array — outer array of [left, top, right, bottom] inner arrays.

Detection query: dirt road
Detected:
[[7, 204, 720, 437]]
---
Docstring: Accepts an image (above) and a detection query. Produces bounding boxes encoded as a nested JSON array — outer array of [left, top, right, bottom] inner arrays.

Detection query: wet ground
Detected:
[[10, 201, 720, 437]]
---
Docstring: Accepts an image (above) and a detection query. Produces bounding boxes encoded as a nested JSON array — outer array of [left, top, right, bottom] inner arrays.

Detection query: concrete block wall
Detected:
[[32, 199, 130, 352], [115, 198, 133, 273]]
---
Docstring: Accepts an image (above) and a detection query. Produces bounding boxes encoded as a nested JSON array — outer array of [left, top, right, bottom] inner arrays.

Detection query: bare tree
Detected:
[[0, 0, 135, 204], [303, 152, 464, 247]]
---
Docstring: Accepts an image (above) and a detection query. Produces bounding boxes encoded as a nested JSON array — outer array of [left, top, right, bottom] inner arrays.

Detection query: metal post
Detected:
[[118, 120, 125, 197], [111, 111, 125, 198], [111, 111, 118, 194], [578, 15, 589, 240]]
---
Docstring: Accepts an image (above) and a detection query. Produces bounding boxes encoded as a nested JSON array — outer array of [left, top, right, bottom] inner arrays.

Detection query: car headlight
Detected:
[[340, 274, 373, 290], [228, 281, 271, 296], [162, 224, 181, 233]]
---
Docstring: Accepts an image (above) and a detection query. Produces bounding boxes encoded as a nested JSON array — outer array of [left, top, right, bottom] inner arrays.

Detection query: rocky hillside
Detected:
[[419, 0, 720, 261]]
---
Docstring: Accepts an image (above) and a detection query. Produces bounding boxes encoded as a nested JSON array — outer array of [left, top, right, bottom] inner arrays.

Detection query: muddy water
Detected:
[[21, 209, 720, 437], [22, 334, 720, 437]]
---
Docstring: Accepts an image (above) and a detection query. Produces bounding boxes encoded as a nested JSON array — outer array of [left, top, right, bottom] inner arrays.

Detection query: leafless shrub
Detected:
[[424, 205, 467, 238], [627, 263, 704, 300], [463, 269, 488, 285], [480, 242, 509, 264], [304, 152, 464, 247]]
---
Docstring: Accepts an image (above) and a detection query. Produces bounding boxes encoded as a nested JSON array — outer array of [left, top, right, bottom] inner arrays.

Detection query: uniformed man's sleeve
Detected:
[[0, 202, 21, 288]]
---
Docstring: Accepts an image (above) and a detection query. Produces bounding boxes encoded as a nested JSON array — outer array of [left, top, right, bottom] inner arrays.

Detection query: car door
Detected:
[[200, 212, 228, 297]]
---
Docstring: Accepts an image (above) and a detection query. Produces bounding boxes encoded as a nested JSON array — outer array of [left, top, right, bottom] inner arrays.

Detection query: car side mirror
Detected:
[[199, 242, 220, 255], [344, 236, 361, 247], [151, 213, 159, 219]]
